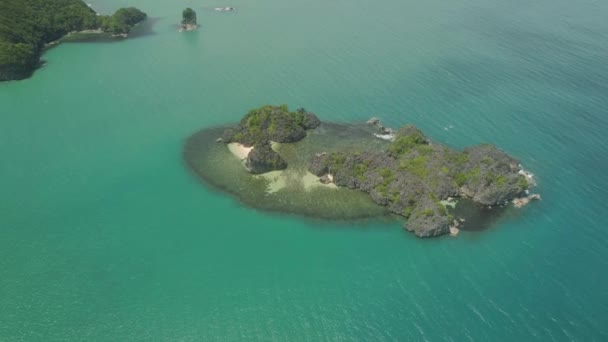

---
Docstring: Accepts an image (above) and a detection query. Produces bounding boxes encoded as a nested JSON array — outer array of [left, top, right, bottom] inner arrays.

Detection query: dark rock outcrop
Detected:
[[222, 105, 320, 173], [456, 145, 524, 205], [245, 143, 287, 174], [308, 125, 531, 237], [405, 201, 451, 237], [298, 108, 321, 129], [367, 117, 380, 125], [180, 8, 198, 31], [309, 153, 330, 177], [222, 105, 320, 145], [219, 106, 536, 238]]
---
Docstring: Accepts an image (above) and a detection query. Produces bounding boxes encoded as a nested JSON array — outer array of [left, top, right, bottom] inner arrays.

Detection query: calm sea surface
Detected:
[[1, 0, 607, 340]]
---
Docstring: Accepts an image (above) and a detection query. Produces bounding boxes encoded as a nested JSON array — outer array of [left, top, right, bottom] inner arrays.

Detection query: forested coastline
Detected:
[[0, 0, 146, 81]]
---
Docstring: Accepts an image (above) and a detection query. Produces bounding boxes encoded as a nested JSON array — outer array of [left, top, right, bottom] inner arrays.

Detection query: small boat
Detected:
[[214, 7, 234, 11]]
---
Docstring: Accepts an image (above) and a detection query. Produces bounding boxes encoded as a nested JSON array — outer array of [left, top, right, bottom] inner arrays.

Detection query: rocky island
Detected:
[[0, 0, 147, 81], [307, 125, 537, 237], [180, 8, 198, 31], [185, 105, 539, 238], [220, 105, 321, 173]]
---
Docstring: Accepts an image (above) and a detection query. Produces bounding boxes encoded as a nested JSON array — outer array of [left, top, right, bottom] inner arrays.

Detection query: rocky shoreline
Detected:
[[180, 8, 198, 32], [220, 105, 321, 174], [308, 125, 540, 237], [179, 24, 199, 32], [212, 105, 540, 238]]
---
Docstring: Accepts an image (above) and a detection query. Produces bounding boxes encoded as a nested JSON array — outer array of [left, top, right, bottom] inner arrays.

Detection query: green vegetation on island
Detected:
[[181, 8, 197, 29], [0, 0, 146, 81], [309, 125, 533, 237], [97, 7, 147, 36], [221, 105, 320, 174], [215, 105, 538, 237]]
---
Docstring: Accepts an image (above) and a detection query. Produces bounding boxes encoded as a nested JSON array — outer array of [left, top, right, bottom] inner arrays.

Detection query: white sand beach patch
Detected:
[[227, 143, 253, 160], [302, 172, 338, 191], [254, 171, 338, 194]]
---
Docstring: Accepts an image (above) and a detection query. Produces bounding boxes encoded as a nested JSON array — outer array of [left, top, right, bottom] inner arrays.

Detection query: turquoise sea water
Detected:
[[1, 0, 608, 340]]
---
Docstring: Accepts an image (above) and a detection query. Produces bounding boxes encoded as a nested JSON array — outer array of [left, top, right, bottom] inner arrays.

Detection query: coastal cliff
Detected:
[[0, 0, 146, 81]]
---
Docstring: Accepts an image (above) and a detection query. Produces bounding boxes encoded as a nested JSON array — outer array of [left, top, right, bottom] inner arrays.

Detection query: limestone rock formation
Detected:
[[222, 105, 320, 173], [245, 143, 287, 174], [308, 124, 532, 237]]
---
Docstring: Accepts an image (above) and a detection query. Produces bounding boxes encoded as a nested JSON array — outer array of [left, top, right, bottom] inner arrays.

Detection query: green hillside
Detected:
[[0, 0, 146, 81]]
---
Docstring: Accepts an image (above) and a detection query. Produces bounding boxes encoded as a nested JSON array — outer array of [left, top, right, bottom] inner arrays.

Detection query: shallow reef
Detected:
[[184, 105, 539, 238]]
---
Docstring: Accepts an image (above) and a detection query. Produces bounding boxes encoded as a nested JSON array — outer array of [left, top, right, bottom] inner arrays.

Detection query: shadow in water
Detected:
[[449, 198, 509, 232]]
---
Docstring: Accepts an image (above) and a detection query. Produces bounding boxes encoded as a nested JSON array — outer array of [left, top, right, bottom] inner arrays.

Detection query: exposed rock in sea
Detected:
[[513, 193, 541, 208], [367, 117, 380, 125], [379, 126, 393, 135], [295, 107, 321, 129], [245, 143, 287, 174], [193, 105, 540, 238], [221, 105, 321, 173], [180, 8, 198, 31], [307, 122, 534, 237], [405, 201, 451, 237], [456, 144, 524, 205], [179, 24, 198, 32]]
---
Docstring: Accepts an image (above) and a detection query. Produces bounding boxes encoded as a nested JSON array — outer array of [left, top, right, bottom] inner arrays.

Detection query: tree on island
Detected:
[[98, 7, 147, 35], [0, 0, 148, 81], [208, 104, 537, 237], [182, 8, 197, 26]]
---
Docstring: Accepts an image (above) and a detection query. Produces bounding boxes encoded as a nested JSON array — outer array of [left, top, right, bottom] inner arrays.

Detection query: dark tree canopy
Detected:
[[222, 105, 321, 146], [98, 7, 147, 35], [0, 0, 147, 81], [0, 0, 98, 78], [182, 8, 197, 26]]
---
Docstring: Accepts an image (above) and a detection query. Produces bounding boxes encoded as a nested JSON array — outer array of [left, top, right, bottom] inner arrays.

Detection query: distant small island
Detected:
[[180, 8, 198, 31], [186, 105, 540, 238], [0, 0, 147, 81]]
